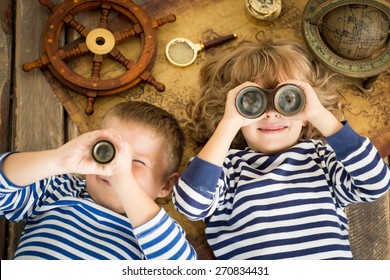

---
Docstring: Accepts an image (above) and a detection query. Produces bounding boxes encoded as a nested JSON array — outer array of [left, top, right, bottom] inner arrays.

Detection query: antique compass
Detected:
[[22, 0, 176, 114], [302, 0, 390, 90]]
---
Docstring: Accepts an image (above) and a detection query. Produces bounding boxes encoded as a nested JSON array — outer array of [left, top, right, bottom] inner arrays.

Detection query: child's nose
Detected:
[[264, 108, 281, 118]]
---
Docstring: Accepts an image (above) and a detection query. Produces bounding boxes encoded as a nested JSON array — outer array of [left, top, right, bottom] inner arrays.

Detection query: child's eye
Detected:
[[133, 159, 146, 166]]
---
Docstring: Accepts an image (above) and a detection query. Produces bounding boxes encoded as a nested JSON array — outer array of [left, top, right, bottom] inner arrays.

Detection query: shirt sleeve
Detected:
[[0, 152, 79, 221], [172, 156, 225, 220], [324, 122, 390, 206], [0, 152, 39, 221], [133, 208, 197, 260]]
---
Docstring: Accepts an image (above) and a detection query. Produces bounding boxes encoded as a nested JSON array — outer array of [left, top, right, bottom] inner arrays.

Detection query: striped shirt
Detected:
[[0, 153, 196, 260], [173, 122, 390, 259]]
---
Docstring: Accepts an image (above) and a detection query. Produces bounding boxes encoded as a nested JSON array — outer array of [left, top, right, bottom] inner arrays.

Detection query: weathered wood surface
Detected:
[[0, 0, 78, 259], [0, 0, 13, 260], [0, 0, 389, 260]]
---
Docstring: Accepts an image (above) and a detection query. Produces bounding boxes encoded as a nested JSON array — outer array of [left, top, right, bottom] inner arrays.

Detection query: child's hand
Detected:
[[107, 139, 134, 184], [280, 80, 342, 137], [55, 129, 124, 176], [279, 80, 327, 122]]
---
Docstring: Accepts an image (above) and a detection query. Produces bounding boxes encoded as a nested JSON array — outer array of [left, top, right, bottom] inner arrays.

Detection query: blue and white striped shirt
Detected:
[[0, 153, 196, 260], [173, 123, 390, 259]]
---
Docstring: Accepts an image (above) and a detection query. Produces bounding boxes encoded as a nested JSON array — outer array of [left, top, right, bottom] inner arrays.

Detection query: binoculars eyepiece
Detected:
[[91, 140, 116, 164], [235, 84, 305, 119]]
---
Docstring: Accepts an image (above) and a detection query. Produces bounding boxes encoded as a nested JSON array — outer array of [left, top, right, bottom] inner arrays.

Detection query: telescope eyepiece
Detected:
[[91, 140, 116, 164]]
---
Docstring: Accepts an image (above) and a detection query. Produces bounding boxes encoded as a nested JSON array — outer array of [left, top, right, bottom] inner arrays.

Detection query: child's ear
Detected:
[[157, 172, 179, 198]]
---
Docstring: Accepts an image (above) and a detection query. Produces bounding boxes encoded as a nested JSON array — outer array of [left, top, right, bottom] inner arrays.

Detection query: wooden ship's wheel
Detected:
[[23, 0, 176, 114]]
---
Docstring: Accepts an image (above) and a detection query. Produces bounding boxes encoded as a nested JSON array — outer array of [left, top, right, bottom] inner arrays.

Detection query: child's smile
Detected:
[[258, 124, 288, 134]]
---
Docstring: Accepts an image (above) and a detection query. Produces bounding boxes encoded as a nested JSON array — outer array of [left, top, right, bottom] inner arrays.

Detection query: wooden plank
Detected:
[[347, 157, 390, 259], [347, 193, 390, 259], [0, 0, 13, 260], [6, 0, 66, 259]]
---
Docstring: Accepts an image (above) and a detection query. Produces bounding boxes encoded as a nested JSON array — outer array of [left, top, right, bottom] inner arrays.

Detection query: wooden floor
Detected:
[[0, 0, 80, 259], [0, 0, 389, 260]]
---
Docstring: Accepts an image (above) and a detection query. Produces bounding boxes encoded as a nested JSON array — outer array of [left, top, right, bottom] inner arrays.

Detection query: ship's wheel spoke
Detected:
[[63, 14, 91, 37], [99, 3, 112, 29], [113, 28, 139, 44], [59, 42, 90, 61], [91, 54, 103, 80], [109, 47, 133, 70], [39, 0, 58, 13], [22, 42, 90, 72]]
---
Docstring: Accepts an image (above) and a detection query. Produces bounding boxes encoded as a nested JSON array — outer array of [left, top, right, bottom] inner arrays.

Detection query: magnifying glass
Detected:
[[166, 34, 237, 67]]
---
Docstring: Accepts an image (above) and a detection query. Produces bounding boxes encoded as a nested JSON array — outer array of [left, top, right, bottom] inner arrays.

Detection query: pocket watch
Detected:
[[246, 0, 282, 21]]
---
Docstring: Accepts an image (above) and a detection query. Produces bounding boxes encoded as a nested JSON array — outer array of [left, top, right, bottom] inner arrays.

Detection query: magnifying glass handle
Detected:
[[202, 34, 237, 50]]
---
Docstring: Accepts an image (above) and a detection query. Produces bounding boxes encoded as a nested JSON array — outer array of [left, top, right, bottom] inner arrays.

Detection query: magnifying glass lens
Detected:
[[167, 41, 195, 65], [236, 86, 267, 118], [276, 86, 304, 115]]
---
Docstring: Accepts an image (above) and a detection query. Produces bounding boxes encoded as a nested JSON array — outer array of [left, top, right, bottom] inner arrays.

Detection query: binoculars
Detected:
[[91, 140, 116, 164], [235, 84, 305, 118]]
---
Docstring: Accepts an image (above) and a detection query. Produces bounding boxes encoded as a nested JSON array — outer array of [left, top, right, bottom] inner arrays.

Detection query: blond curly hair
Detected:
[[187, 40, 343, 149]]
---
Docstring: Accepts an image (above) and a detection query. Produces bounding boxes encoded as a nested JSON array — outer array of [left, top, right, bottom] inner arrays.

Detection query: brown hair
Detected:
[[103, 101, 185, 175], [188, 40, 342, 149]]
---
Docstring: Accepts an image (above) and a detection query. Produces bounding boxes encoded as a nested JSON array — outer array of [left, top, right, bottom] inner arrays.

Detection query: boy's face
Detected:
[[241, 111, 304, 154], [86, 118, 172, 214]]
